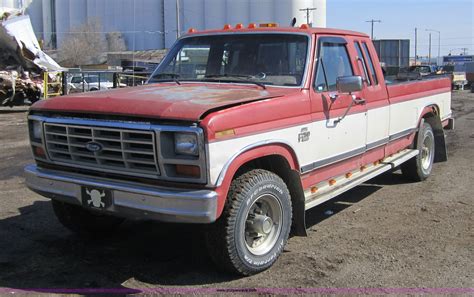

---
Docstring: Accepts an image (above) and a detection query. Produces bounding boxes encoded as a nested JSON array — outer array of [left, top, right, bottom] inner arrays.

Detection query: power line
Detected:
[[366, 19, 381, 40], [299, 7, 317, 25]]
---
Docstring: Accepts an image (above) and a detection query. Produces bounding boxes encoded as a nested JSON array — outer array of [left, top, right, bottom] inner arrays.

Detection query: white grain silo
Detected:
[[250, 0, 273, 24], [226, 0, 250, 26], [203, 0, 226, 30], [55, 0, 70, 47]]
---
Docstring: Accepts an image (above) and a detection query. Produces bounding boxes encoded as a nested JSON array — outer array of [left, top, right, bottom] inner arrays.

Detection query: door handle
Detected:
[[334, 96, 366, 125]]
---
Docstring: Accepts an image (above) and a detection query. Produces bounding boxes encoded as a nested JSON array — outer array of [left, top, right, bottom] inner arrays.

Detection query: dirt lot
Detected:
[[0, 91, 472, 293]]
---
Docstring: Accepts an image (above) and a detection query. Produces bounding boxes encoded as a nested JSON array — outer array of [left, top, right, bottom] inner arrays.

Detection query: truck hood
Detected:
[[31, 83, 291, 121]]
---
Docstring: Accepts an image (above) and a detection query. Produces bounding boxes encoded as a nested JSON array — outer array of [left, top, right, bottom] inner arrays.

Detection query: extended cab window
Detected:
[[362, 42, 379, 85], [354, 42, 371, 85], [314, 41, 354, 92], [150, 34, 308, 87]]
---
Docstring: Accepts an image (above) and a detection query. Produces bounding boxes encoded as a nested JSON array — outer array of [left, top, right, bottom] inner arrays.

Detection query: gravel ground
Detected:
[[0, 91, 472, 293]]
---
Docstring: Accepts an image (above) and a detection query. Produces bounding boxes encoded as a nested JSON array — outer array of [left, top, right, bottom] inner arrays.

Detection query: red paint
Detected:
[[31, 83, 288, 121], [388, 80, 451, 104], [186, 27, 369, 38], [301, 154, 363, 189], [214, 144, 300, 217], [203, 90, 311, 141], [385, 135, 415, 157]]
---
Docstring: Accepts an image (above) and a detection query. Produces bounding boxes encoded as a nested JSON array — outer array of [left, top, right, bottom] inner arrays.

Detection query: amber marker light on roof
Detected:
[[259, 23, 278, 28], [235, 23, 244, 29], [223, 24, 232, 30], [248, 23, 257, 29], [300, 24, 310, 29], [188, 28, 197, 33]]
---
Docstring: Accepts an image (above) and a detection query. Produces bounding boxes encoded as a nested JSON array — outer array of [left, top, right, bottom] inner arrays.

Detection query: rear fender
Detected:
[[419, 105, 447, 163]]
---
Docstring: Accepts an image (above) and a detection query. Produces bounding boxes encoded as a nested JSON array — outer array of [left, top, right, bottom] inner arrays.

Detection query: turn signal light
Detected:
[[175, 165, 200, 178], [215, 129, 235, 139], [34, 146, 46, 158]]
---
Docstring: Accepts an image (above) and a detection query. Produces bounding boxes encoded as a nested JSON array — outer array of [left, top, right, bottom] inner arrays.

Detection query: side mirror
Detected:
[[336, 76, 363, 94]]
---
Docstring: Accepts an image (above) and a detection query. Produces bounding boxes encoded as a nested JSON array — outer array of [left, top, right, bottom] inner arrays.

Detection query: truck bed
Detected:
[[386, 75, 451, 99]]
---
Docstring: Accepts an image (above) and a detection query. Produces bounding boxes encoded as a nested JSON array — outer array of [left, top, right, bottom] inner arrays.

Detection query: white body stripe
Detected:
[[208, 91, 451, 186]]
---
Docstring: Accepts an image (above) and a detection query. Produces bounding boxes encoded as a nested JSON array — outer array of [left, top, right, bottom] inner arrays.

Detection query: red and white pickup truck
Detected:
[[25, 24, 453, 275]]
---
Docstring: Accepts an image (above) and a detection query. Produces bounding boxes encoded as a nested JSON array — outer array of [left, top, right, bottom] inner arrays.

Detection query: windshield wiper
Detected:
[[150, 73, 181, 85], [204, 74, 267, 89]]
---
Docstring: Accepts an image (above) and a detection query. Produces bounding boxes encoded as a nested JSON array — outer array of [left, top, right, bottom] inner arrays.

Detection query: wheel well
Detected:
[[421, 108, 448, 163], [233, 155, 307, 236]]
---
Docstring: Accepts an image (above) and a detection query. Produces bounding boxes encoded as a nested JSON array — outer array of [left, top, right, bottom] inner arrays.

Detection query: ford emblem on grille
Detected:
[[85, 141, 103, 153]]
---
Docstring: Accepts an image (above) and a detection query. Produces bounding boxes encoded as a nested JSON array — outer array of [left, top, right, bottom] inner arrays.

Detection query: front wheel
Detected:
[[401, 122, 436, 181], [205, 169, 292, 276]]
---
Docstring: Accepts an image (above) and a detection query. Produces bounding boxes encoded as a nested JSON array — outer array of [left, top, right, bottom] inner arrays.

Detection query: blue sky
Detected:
[[327, 0, 473, 57]]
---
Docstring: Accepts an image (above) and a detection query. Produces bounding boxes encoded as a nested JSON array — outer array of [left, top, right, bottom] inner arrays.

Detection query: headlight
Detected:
[[174, 133, 199, 156], [30, 120, 42, 142]]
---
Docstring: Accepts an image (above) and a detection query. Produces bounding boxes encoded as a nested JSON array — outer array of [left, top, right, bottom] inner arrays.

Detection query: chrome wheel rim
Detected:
[[421, 131, 434, 172], [244, 194, 283, 256]]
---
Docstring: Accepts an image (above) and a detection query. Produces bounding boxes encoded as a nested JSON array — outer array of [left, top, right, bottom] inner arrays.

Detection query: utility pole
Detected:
[[426, 29, 441, 65], [428, 33, 432, 64], [366, 19, 381, 40], [299, 7, 317, 25], [176, 0, 181, 39], [414, 27, 418, 65]]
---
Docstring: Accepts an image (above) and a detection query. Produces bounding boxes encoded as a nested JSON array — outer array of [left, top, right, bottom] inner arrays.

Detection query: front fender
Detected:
[[213, 143, 300, 219]]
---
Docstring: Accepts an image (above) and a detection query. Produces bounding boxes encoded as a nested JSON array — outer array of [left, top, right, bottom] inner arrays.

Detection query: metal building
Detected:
[[373, 39, 410, 68], [3, 0, 326, 51]]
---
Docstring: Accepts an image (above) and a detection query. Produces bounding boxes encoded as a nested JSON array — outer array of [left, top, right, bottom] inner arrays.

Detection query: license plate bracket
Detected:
[[81, 186, 112, 210]]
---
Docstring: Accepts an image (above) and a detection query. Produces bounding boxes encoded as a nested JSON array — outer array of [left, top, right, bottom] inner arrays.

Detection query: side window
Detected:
[[71, 77, 82, 84], [354, 42, 371, 85], [362, 43, 379, 85], [314, 42, 354, 92]]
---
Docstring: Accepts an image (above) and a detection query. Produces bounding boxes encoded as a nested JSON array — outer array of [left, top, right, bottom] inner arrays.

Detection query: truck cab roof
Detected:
[[185, 25, 370, 38]]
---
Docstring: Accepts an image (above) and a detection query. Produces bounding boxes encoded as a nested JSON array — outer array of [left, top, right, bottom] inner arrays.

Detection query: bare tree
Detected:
[[58, 19, 107, 67]]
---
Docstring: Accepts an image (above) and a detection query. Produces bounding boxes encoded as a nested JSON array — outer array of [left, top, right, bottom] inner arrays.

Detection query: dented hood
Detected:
[[31, 83, 292, 121]]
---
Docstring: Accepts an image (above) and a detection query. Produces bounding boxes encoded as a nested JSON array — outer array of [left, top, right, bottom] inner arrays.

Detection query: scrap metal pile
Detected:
[[0, 8, 62, 107]]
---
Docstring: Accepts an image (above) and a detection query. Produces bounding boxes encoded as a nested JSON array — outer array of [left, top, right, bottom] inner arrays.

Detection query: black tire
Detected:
[[52, 200, 124, 237], [401, 122, 435, 181], [205, 169, 292, 276]]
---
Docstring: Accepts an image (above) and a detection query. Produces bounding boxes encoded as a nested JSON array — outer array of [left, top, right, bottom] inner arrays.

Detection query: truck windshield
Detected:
[[149, 34, 309, 87]]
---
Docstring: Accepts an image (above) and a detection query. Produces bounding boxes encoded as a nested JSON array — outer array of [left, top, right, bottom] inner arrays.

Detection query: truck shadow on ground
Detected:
[[0, 171, 410, 292]]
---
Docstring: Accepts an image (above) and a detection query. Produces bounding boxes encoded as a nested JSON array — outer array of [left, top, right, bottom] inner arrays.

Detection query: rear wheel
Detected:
[[52, 200, 124, 237], [205, 169, 292, 276], [402, 122, 435, 181]]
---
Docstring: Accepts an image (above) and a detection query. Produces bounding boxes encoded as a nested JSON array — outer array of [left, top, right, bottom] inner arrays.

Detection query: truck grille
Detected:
[[44, 123, 160, 178]]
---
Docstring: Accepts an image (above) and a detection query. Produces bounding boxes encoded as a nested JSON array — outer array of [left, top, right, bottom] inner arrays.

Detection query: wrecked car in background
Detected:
[[0, 11, 62, 106]]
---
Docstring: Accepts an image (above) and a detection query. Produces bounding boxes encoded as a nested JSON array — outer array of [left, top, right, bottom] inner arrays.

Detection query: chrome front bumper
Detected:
[[24, 165, 218, 223]]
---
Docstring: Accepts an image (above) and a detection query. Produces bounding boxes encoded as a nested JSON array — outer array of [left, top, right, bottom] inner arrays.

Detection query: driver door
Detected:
[[305, 36, 368, 174]]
